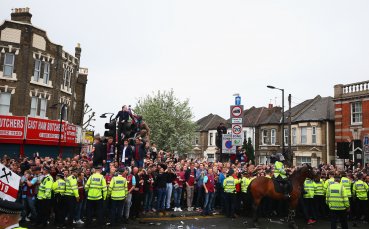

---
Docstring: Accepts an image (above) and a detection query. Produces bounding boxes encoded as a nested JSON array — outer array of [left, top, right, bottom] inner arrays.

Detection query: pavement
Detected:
[[21, 211, 345, 229]]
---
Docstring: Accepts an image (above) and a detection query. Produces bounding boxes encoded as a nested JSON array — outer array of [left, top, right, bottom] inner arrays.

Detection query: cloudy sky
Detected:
[[1, 0, 369, 134]]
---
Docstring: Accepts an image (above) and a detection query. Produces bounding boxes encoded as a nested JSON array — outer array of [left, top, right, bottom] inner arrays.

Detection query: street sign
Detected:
[[232, 134, 242, 138], [232, 137, 243, 146], [232, 124, 242, 135], [230, 105, 243, 118], [235, 96, 241, 106], [364, 136, 369, 165], [231, 118, 243, 124], [222, 134, 236, 154]]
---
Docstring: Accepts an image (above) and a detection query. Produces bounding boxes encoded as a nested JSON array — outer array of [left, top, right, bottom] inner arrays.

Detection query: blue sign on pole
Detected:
[[364, 136, 369, 145], [235, 96, 241, 105]]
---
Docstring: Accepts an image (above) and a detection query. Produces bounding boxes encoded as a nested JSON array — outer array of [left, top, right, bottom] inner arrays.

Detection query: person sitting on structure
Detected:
[[115, 105, 130, 123]]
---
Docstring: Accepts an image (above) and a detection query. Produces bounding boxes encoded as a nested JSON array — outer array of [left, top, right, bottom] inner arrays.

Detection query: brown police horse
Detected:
[[249, 165, 316, 229]]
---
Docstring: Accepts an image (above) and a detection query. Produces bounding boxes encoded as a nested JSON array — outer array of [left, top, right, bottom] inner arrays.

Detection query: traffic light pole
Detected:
[[115, 119, 119, 162]]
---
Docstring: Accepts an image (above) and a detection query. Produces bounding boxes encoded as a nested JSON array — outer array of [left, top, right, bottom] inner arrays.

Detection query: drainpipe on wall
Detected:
[[326, 122, 330, 164]]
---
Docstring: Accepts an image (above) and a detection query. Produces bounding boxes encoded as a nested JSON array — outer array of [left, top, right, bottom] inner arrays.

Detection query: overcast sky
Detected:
[[1, 0, 369, 134]]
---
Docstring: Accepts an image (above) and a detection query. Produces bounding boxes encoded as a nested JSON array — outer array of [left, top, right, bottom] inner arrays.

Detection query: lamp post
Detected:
[[50, 103, 66, 158], [267, 85, 285, 157], [100, 113, 114, 122]]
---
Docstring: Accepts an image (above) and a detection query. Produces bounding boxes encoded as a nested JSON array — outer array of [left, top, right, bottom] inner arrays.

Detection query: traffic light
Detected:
[[104, 121, 116, 138]]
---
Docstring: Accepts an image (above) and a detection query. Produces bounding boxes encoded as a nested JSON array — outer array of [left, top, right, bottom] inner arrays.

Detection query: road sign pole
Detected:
[[230, 97, 244, 158]]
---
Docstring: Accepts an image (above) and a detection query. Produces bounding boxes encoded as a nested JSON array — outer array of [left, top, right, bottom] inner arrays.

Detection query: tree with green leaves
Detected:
[[134, 89, 197, 155], [245, 137, 255, 164]]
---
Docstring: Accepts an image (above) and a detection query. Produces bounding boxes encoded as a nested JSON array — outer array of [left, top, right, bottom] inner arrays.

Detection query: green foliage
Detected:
[[134, 89, 197, 154]]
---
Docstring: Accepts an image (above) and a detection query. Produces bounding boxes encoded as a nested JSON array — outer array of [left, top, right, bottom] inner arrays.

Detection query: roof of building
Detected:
[[257, 106, 283, 125], [196, 113, 227, 131], [242, 106, 266, 126], [289, 95, 334, 122]]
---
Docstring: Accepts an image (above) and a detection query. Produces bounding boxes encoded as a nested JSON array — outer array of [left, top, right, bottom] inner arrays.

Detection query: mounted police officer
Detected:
[[272, 153, 290, 198]]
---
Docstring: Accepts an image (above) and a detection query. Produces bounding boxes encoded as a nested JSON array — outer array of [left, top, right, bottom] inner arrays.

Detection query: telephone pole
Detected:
[[288, 94, 292, 166]]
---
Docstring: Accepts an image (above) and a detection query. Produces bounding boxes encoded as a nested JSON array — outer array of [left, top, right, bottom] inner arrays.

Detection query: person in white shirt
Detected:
[[120, 139, 132, 167]]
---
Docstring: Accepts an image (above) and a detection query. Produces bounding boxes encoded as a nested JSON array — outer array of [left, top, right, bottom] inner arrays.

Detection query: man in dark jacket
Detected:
[[120, 139, 133, 167], [92, 136, 105, 167], [115, 105, 130, 123], [132, 137, 146, 168]]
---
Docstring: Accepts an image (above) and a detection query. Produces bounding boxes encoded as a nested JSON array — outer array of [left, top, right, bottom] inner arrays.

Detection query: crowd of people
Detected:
[[2, 138, 369, 228]]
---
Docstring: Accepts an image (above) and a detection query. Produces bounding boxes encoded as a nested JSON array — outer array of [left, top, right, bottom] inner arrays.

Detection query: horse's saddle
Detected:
[[273, 178, 292, 194]]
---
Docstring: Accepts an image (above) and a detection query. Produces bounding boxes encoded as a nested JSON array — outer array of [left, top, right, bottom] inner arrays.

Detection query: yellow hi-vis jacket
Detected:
[[240, 177, 251, 193], [108, 175, 128, 200], [85, 173, 107, 200], [65, 175, 79, 198], [223, 176, 240, 193], [37, 174, 53, 200], [52, 178, 66, 195], [326, 182, 349, 210]]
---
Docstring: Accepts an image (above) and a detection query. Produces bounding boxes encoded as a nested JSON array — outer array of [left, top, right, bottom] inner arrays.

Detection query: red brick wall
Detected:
[[335, 100, 369, 142]]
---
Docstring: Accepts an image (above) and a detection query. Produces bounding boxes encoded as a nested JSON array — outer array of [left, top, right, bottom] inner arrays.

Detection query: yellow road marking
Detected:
[[141, 215, 225, 221]]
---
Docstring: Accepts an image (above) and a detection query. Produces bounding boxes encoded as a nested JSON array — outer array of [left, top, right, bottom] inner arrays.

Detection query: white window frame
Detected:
[[43, 62, 50, 84], [3, 53, 15, 77], [34, 59, 41, 82], [296, 156, 311, 166], [0, 92, 11, 115], [63, 68, 68, 87], [292, 128, 296, 145], [351, 102, 362, 124], [301, 127, 307, 144], [194, 136, 199, 145], [30, 97, 39, 117], [312, 126, 317, 144], [271, 129, 276, 145], [30, 97, 48, 118], [284, 128, 288, 146], [262, 129, 268, 145], [40, 98, 47, 118], [209, 133, 213, 146], [258, 156, 268, 165], [63, 67, 72, 88], [63, 106, 68, 121]]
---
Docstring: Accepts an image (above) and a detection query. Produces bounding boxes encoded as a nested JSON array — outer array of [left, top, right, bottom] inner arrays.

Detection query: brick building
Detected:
[[0, 8, 88, 157], [255, 106, 283, 164], [288, 96, 335, 166], [254, 96, 335, 167], [191, 113, 227, 161], [334, 81, 369, 166]]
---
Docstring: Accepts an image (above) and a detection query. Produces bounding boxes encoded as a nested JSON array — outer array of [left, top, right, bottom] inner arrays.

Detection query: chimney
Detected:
[[268, 104, 273, 109], [11, 8, 32, 24], [75, 43, 82, 60], [334, 84, 344, 98]]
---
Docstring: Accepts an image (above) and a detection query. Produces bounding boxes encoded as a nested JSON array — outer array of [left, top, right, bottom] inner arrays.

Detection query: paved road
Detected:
[[23, 215, 344, 229]]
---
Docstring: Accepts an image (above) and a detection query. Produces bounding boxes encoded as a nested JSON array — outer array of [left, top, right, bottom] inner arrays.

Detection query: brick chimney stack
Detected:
[[268, 103, 273, 109], [75, 43, 82, 60], [11, 8, 32, 24]]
